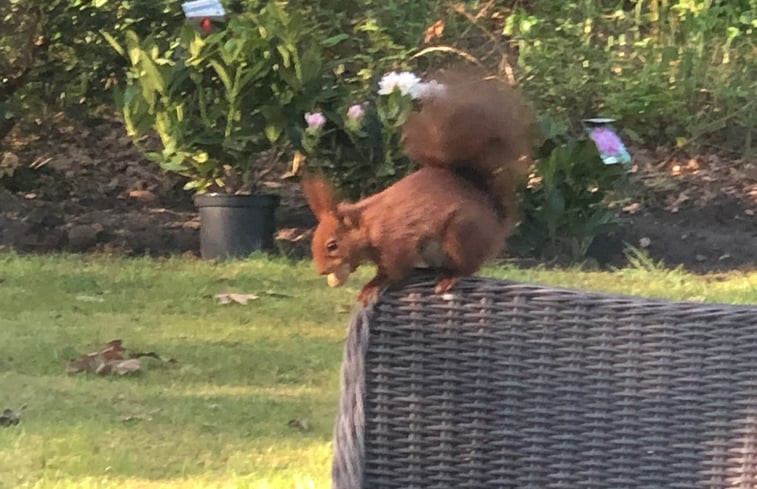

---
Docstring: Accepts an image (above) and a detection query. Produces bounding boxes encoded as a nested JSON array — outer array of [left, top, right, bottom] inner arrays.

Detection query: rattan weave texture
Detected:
[[332, 274, 757, 489]]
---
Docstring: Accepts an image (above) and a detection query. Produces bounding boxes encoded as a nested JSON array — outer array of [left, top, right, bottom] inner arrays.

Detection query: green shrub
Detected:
[[504, 0, 755, 156], [110, 2, 333, 194], [0, 0, 185, 129], [293, 71, 435, 200], [512, 115, 627, 262]]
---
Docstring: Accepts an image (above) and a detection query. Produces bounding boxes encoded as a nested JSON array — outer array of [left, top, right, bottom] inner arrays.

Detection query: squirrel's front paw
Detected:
[[357, 272, 390, 306], [357, 285, 381, 306]]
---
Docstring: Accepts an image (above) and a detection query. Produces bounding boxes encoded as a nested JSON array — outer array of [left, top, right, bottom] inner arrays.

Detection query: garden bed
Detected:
[[1, 115, 755, 272]]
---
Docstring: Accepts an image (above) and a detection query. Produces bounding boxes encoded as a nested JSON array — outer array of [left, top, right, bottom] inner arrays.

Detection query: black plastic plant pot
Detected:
[[194, 193, 280, 260]]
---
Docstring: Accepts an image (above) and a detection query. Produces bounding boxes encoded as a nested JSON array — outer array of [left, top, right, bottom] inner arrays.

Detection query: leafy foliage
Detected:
[[295, 74, 424, 200], [2, 0, 754, 158], [0, 0, 184, 132], [111, 3, 333, 194], [513, 115, 627, 261], [504, 0, 755, 156]]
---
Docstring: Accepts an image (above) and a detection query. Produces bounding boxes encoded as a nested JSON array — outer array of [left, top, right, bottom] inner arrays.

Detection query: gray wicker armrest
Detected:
[[332, 273, 757, 489]]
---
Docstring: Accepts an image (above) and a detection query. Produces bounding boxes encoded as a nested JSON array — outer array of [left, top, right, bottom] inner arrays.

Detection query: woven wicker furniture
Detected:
[[332, 273, 757, 488]]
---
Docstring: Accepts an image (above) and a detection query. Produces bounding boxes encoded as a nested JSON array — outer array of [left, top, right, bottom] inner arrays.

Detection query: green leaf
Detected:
[[220, 38, 243, 65], [124, 30, 144, 67], [300, 45, 322, 84], [144, 152, 163, 164], [265, 122, 284, 143], [209, 59, 233, 93], [182, 27, 206, 61], [192, 151, 209, 164], [137, 51, 167, 98], [321, 34, 349, 47], [545, 189, 565, 215], [183, 180, 203, 191], [237, 59, 270, 89], [162, 153, 187, 173], [154, 111, 177, 151], [121, 86, 153, 136], [276, 45, 292, 69], [260, 104, 285, 144], [100, 30, 125, 57]]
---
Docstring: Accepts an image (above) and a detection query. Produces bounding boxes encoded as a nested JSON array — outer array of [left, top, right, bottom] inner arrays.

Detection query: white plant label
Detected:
[[181, 0, 226, 19]]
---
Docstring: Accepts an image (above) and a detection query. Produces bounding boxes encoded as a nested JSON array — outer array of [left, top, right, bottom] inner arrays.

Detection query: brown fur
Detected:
[[303, 70, 533, 305]]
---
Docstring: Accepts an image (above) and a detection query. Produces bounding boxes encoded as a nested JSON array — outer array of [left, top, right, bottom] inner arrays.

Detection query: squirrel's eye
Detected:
[[326, 240, 338, 252]]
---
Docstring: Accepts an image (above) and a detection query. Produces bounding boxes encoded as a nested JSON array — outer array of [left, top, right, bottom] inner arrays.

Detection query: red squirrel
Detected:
[[302, 70, 533, 305]]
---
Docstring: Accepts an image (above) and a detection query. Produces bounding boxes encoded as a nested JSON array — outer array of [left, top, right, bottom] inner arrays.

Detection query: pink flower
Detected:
[[589, 127, 622, 155], [346, 104, 365, 120], [305, 112, 326, 130]]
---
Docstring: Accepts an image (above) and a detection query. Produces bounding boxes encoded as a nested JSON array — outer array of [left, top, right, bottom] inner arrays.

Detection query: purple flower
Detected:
[[346, 104, 365, 120], [589, 127, 623, 156], [305, 112, 326, 130]]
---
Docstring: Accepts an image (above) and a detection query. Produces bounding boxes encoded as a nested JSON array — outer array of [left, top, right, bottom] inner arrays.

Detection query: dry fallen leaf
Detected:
[[128, 189, 157, 202], [66, 339, 167, 376], [287, 418, 312, 432], [262, 290, 291, 299], [622, 202, 642, 214], [424, 19, 445, 44], [182, 219, 201, 230], [67, 339, 125, 374], [120, 413, 152, 422], [0, 152, 19, 178], [214, 293, 259, 305], [112, 358, 141, 375], [275, 228, 310, 242], [76, 295, 105, 303], [281, 151, 306, 179], [665, 192, 690, 213], [129, 351, 177, 364], [0, 408, 22, 427]]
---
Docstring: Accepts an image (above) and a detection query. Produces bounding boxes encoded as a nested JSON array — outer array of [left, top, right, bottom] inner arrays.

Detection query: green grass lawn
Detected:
[[1, 254, 755, 489]]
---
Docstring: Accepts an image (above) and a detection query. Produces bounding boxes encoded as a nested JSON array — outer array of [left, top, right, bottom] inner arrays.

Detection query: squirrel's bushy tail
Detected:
[[402, 70, 533, 228]]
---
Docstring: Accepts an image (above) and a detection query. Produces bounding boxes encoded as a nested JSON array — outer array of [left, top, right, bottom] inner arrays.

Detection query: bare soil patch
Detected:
[[1, 114, 755, 272]]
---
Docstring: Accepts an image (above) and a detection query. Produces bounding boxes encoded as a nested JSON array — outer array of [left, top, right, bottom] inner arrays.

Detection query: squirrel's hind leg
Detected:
[[434, 276, 460, 294], [435, 212, 502, 295]]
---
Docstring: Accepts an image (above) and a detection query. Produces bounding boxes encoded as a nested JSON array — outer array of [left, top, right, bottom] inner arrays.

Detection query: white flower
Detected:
[[378, 71, 422, 97], [411, 80, 446, 100]]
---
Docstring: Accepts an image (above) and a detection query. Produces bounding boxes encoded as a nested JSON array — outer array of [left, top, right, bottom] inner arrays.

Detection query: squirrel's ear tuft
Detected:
[[336, 203, 361, 229], [302, 175, 338, 220]]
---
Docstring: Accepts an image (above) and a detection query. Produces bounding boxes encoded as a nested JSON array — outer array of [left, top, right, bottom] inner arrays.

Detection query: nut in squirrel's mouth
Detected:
[[326, 264, 351, 288]]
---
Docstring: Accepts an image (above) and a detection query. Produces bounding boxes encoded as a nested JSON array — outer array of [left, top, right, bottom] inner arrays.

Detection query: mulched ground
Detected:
[[1, 113, 755, 272]]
